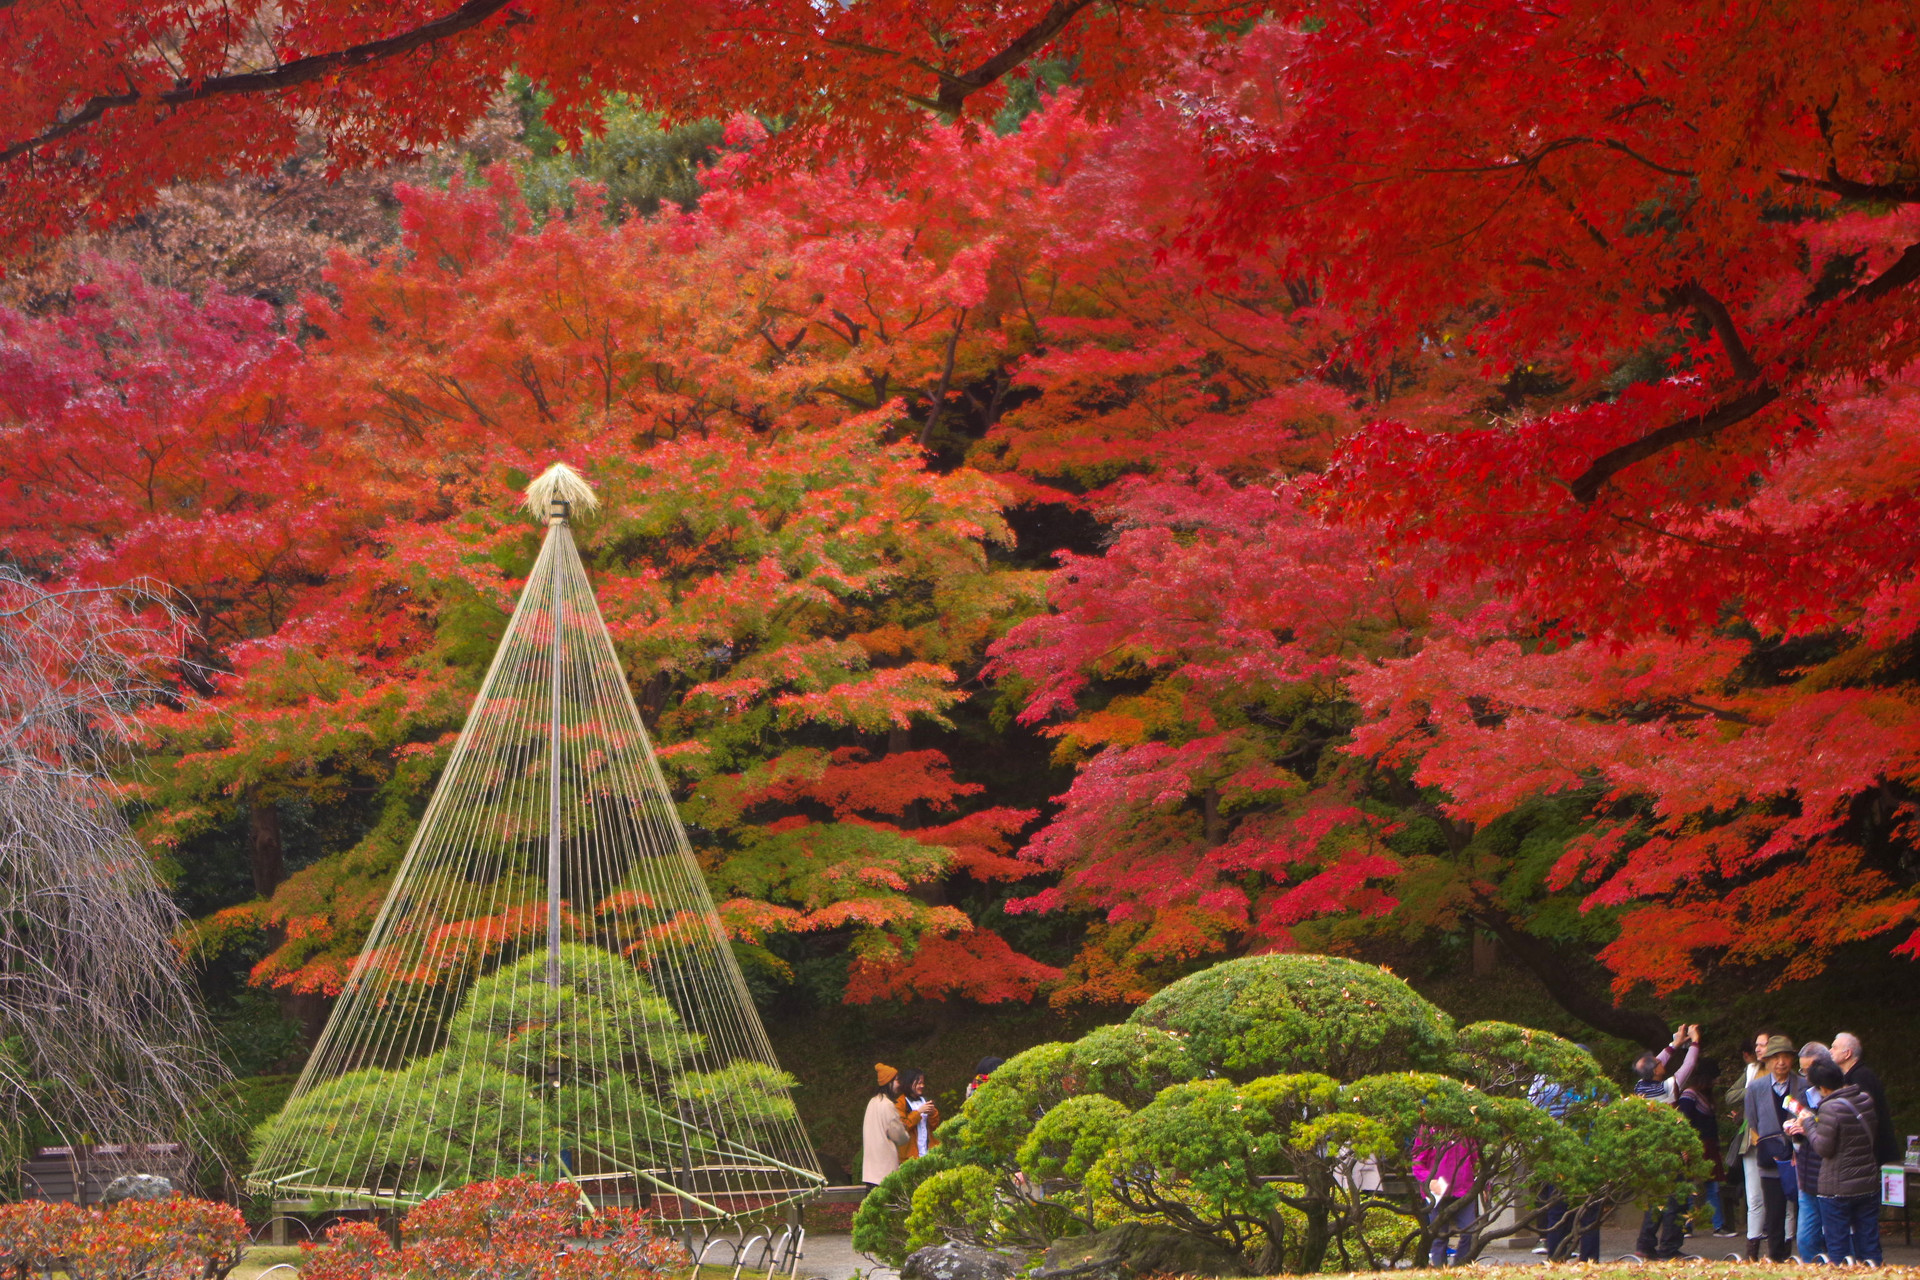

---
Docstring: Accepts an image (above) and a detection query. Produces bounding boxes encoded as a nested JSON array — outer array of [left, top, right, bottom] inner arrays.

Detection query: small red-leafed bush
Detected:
[[0, 1196, 246, 1280], [0, 1200, 85, 1277], [302, 1180, 687, 1280]]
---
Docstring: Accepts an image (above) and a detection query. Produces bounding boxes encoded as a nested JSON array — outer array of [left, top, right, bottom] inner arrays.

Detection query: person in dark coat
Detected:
[[1743, 1035, 1805, 1262], [1678, 1058, 1734, 1237], [1830, 1032, 1900, 1164], [1807, 1056, 1883, 1265]]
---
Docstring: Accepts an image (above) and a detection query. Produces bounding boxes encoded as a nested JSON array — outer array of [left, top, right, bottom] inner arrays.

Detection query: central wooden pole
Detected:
[[546, 509, 566, 988]]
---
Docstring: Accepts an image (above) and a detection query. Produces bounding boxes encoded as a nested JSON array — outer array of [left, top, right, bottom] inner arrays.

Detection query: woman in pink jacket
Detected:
[[1412, 1127, 1478, 1266]]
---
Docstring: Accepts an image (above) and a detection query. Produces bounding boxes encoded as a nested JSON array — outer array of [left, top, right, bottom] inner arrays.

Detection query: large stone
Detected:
[[101, 1173, 175, 1205], [901, 1242, 1023, 1280], [1034, 1223, 1249, 1280]]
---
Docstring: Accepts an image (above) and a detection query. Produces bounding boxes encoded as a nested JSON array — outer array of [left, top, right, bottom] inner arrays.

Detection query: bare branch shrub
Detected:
[[0, 567, 228, 1166]]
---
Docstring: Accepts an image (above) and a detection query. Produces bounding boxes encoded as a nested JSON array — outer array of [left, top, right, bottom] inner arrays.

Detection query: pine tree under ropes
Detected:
[[250, 466, 823, 1215]]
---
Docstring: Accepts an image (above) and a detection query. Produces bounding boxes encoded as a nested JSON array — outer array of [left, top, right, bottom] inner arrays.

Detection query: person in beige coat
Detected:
[[862, 1063, 912, 1186]]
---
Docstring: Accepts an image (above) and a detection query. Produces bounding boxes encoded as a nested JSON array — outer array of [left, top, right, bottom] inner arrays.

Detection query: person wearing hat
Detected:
[[1743, 1034, 1806, 1262], [863, 1063, 912, 1186]]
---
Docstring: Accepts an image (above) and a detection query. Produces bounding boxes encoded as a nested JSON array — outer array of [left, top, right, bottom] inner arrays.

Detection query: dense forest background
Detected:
[[5, 12, 1920, 1187]]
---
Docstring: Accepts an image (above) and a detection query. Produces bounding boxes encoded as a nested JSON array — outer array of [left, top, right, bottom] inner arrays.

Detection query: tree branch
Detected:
[[932, 0, 1100, 114], [1, 0, 520, 166], [917, 307, 966, 447], [1569, 237, 1920, 503], [1567, 385, 1780, 504], [1681, 281, 1760, 382], [1470, 907, 1671, 1045], [1777, 165, 1920, 205]]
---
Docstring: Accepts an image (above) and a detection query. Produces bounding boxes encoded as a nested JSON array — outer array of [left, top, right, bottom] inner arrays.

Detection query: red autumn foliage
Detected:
[[0, 0, 1263, 251], [984, 19, 1920, 1003], [0, 1196, 246, 1280], [302, 1179, 685, 1280], [1179, 10, 1920, 641], [9, 1, 1920, 1020]]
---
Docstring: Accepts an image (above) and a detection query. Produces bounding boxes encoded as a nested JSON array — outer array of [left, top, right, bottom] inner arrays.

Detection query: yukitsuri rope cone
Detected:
[[250, 465, 824, 1219]]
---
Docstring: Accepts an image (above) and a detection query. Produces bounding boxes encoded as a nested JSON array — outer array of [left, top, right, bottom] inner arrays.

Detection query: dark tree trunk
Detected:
[[1471, 908, 1671, 1046], [248, 792, 285, 897]]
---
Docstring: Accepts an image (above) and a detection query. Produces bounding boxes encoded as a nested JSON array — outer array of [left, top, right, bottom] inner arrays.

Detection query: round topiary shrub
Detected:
[[960, 1023, 1201, 1165], [1127, 954, 1454, 1082]]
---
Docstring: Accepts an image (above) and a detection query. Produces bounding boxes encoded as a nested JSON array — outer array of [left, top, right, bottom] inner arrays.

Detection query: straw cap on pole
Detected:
[[524, 463, 599, 524]]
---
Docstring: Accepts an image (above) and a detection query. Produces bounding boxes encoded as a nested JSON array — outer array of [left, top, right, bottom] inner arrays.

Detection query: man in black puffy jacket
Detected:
[[1807, 1057, 1882, 1265], [1830, 1032, 1900, 1164]]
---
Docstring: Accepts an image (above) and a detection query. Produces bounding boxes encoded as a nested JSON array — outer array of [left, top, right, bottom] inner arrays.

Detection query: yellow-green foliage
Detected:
[[851, 1151, 961, 1266], [1129, 954, 1455, 1083], [1018, 1095, 1129, 1184], [904, 1165, 1000, 1253]]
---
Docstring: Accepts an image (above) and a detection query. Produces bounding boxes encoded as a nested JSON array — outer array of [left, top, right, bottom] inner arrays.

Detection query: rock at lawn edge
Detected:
[[902, 1242, 1023, 1280], [1035, 1223, 1250, 1280]]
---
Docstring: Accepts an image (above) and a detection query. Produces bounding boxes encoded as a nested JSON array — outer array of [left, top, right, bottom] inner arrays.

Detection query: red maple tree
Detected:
[[0, 0, 1258, 251], [8, 2, 1920, 1023]]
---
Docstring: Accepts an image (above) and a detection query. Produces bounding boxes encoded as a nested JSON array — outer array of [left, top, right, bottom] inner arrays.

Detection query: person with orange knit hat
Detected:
[[863, 1063, 911, 1186]]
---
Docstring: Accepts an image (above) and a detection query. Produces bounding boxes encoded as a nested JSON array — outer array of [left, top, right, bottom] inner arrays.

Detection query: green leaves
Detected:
[[1128, 954, 1457, 1082], [1449, 1021, 1608, 1103], [920, 954, 1714, 1272], [1019, 1094, 1131, 1185]]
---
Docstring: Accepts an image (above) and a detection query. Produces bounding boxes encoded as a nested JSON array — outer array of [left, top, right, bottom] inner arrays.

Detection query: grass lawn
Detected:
[[228, 1246, 307, 1280]]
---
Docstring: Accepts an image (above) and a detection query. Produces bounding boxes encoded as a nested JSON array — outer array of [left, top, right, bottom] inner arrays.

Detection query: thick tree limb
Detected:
[[1777, 165, 1920, 205], [931, 0, 1098, 114], [1569, 237, 1920, 503], [814, 0, 1099, 115], [1682, 280, 1759, 382], [917, 307, 966, 447], [1568, 385, 1781, 504], [1, 0, 520, 166], [1470, 908, 1672, 1045]]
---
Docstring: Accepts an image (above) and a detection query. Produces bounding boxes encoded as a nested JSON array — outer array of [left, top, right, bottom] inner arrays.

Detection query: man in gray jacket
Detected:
[[1743, 1036, 1805, 1262], [1807, 1057, 1883, 1265]]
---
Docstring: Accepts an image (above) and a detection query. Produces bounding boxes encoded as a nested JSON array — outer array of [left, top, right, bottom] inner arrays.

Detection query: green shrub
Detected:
[[893, 953, 1702, 1275], [1450, 1020, 1607, 1102], [1089, 1073, 1354, 1273], [1128, 954, 1454, 1082], [254, 945, 796, 1197], [1017, 1095, 1131, 1186], [903, 1165, 1000, 1253], [851, 1150, 961, 1267], [960, 1042, 1076, 1164], [962, 1025, 1198, 1164]]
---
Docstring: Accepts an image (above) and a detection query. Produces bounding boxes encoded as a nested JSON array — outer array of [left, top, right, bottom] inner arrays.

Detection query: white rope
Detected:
[[251, 484, 823, 1218]]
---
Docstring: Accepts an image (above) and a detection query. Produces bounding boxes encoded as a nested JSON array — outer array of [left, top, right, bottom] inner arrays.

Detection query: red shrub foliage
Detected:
[[302, 1180, 688, 1280], [0, 1196, 245, 1280]]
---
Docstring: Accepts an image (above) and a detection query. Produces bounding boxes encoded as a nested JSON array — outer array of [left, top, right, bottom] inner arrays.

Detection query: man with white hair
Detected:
[[1829, 1032, 1899, 1164]]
